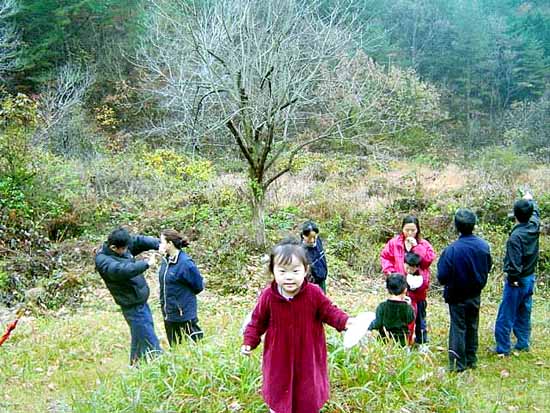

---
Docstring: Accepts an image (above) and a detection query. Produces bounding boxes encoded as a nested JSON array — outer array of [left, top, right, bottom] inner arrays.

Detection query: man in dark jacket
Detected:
[[95, 227, 161, 364], [437, 209, 493, 372], [494, 192, 540, 355], [301, 221, 328, 293]]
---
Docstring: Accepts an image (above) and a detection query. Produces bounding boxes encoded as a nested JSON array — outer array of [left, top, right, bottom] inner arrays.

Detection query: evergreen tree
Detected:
[[12, 0, 144, 89]]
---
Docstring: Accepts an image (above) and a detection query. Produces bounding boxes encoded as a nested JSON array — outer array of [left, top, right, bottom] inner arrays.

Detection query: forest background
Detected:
[[0, 0, 549, 412]]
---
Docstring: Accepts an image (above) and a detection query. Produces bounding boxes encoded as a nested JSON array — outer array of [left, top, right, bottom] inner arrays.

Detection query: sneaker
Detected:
[[487, 347, 510, 357], [418, 344, 431, 354]]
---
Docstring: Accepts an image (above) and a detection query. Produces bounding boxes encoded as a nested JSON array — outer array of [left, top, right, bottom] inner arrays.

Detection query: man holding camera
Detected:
[[95, 227, 161, 364]]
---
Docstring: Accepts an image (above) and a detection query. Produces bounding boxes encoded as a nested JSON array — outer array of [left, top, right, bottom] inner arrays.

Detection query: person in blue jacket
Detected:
[[493, 192, 540, 355], [437, 209, 493, 372], [158, 229, 204, 345], [301, 221, 328, 293], [95, 227, 162, 364]]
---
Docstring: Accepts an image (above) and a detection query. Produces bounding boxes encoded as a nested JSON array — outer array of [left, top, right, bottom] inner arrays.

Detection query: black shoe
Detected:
[[448, 367, 466, 373]]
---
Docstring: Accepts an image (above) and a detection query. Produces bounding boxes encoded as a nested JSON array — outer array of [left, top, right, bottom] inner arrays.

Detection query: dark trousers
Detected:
[[121, 303, 162, 365], [164, 318, 203, 346], [312, 277, 326, 293], [415, 300, 428, 344], [448, 296, 480, 371]]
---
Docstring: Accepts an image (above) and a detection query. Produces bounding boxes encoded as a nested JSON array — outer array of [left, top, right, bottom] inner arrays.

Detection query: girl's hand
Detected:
[[241, 345, 252, 356], [405, 237, 417, 251], [345, 317, 355, 330]]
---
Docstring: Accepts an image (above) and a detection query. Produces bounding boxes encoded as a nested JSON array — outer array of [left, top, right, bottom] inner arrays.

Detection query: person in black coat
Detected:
[[158, 229, 204, 345], [95, 227, 161, 364], [300, 221, 328, 293], [494, 192, 540, 355]]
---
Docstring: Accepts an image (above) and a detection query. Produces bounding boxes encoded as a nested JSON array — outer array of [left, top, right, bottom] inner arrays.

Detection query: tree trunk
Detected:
[[250, 185, 267, 247]]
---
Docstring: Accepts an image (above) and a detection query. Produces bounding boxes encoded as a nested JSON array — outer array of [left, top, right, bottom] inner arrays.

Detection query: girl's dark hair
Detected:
[[402, 215, 421, 239], [386, 273, 407, 295], [404, 252, 421, 266], [269, 237, 309, 274], [161, 229, 190, 249], [301, 220, 319, 237]]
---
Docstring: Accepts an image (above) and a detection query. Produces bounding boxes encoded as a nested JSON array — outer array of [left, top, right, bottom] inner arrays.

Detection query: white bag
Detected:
[[407, 274, 423, 290], [343, 311, 376, 349]]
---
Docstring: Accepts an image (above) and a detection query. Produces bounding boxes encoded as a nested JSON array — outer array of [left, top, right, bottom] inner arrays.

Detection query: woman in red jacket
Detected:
[[242, 239, 352, 413], [380, 215, 435, 345]]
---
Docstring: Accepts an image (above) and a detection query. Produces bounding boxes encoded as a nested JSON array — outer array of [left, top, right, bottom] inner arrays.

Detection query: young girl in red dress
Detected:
[[242, 239, 352, 413]]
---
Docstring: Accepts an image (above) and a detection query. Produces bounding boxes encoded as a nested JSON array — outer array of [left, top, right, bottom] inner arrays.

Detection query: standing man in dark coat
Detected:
[[494, 192, 540, 355], [95, 227, 162, 364], [437, 209, 493, 372]]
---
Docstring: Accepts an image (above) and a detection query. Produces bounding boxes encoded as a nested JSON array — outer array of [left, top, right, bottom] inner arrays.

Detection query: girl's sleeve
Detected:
[[243, 290, 271, 349], [418, 270, 430, 293], [412, 240, 436, 270], [180, 260, 204, 294], [317, 290, 349, 331], [380, 239, 396, 275]]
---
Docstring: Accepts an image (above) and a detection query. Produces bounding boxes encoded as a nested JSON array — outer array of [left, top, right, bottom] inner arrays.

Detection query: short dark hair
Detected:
[[404, 252, 421, 266], [269, 237, 309, 274], [513, 199, 534, 223], [301, 220, 319, 237], [454, 208, 476, 235], [386, 273, 408, 295], [107, 227, 131, 248], [402, 215, 420, 238], [161, 229, 190, 249]]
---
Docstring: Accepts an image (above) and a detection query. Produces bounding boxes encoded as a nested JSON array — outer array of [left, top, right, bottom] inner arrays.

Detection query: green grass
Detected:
[[1, 285, 548, 413]]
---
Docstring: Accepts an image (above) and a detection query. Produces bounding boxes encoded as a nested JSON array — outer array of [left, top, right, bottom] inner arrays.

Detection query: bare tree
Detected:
[[34, 63, 95, 152], [0, 0, 19, 80], [137, 0, 441, 245]]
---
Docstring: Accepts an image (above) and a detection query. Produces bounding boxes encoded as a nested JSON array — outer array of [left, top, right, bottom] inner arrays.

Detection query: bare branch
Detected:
[[34, 63, 95, 145], [226, 119, 255, 169], [134, 0, 444, 241]]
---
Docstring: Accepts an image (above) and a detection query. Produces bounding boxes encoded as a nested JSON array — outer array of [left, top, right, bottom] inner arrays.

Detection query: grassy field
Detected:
[[1, 158, 549, 412], [1, 275, 548, 413]]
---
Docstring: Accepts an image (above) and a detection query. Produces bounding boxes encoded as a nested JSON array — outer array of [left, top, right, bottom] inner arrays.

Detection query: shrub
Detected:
[[475, 146, 532, 186], [143, 148, 215, 182], [0, 92, 38, 225]]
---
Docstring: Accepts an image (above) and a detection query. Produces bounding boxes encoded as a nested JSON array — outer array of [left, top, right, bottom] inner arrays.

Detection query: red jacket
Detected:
[[380, 234, 436, 302], [243, 280, 349, 413]]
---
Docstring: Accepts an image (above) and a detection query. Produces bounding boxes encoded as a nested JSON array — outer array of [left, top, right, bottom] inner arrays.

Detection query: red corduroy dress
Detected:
[[243, 280, 349, 413]]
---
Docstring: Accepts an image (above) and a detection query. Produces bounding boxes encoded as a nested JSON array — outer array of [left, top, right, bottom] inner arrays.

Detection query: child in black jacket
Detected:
[[369, 273, 415, 346]]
